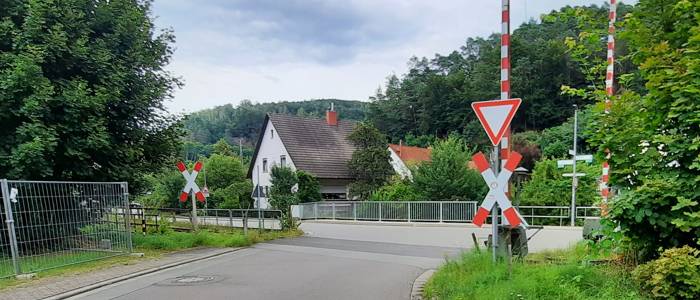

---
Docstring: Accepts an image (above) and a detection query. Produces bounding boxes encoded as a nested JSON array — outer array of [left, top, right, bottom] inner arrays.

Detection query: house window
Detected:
[[270, 129, 274, 139], [262, 159, 268, 173], [280, 155, 286, 167]]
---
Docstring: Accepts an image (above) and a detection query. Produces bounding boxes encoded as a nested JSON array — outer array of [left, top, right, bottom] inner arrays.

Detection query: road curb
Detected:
[[43, 248, 243, 300], [411, 269, 435, 300]]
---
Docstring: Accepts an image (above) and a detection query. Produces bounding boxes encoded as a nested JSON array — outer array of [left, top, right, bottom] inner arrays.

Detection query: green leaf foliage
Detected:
[[269, 165, 299, 229], [347, 122, 394, 199], [411, 137, 486, 201], [633, 246, 700, 299], [519, 158, 599, 207], [0, 0, 182, 190], [296, 170, 321, 203], [579, 0, 700, 259]]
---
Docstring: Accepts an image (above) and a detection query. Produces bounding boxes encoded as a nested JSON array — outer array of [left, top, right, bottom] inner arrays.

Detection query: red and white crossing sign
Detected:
[[471, 99, 521, 146], [177, 161, 206, 203], [471, 151, 527, 228]]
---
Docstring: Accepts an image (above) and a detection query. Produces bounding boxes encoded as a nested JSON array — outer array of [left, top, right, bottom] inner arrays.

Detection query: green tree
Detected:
[[269, 166, 298, 229], [412, 137, 487, 201], [518, 158, 599, 207], [296, 170, 321, 203], [212, 138, 235, 157], [200, 154, 251, 209], [0, 0, 181, 189], [347, 122, 394, 200], [563, 0, 699, 259]]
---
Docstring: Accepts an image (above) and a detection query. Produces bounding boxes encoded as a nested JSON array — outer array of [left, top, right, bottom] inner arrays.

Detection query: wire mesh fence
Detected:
[[0, 179, 132, 278]]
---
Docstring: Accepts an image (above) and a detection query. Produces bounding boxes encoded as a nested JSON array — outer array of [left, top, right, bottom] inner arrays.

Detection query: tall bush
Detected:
[[296, 171, 321, 203], [412, 137, 486, 201], [269, 166, 299, 229]]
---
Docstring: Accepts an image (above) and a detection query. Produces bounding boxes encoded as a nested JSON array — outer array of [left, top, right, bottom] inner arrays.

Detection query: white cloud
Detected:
[[152, 0, 627, 113]]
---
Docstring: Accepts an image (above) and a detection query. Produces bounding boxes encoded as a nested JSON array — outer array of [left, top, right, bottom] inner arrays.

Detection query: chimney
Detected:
[[326, 102, 338, 126]]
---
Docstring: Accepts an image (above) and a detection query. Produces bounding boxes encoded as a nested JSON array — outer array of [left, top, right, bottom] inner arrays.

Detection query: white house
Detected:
[[248, 109, 357, 208], [387, 143, 432, 180]]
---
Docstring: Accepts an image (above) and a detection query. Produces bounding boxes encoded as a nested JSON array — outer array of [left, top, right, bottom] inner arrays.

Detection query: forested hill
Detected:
[[183, 99, 367, 145], [367, 3, 634, 145]]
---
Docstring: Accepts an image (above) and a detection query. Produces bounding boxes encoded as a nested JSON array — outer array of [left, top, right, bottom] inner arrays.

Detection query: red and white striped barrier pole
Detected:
[[500, 0, 511, 167], [601, 0, 617, 205]]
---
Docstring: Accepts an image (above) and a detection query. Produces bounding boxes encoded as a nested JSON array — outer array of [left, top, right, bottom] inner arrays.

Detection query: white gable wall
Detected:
[[252, 120, 295, 208], [388, 147, 412, 180]]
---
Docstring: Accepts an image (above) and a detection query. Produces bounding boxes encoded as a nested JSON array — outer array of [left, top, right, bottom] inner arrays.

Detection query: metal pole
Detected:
[[191, 190, 198, 229], [258, 209, 262, 231], [123, 182, 133, 253], [491, 146, 500, 263], [570, 106, 578, 226], [1, 179, 21, 275], [332, 202, 336, 220], [407, 202, 411, 223]]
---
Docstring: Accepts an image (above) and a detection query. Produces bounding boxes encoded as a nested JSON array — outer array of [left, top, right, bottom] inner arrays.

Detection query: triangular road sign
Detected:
[[471, 98, 521, 146]]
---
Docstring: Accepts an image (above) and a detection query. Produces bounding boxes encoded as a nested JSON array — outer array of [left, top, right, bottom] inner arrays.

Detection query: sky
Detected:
[[151, 0, 614, 113]]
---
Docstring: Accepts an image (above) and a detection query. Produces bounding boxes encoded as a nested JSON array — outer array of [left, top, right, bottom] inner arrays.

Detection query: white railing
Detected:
[[297, 201, 601, 226]]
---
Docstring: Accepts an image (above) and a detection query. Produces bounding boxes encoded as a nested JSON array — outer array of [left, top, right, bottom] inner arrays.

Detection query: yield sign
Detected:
[[472, 151, 527, 228], [177, 161, 206, 203], [471, 98, 521, 146]]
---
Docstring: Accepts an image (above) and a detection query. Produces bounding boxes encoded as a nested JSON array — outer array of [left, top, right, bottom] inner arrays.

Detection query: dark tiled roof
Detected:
[[248, 113, 358, 179]]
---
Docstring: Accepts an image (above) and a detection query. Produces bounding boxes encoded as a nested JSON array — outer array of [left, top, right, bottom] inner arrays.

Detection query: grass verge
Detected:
[[0, 227, 301, 291], [423, 244, 644, 300], [132, 227, 302, 250]]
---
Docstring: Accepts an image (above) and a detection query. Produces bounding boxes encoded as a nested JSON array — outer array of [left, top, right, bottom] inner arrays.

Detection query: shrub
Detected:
[[411, 137, 487, 201], [296, 170, 322, 203], [370, 179, 419, 201], [633, 246, 700, 299]]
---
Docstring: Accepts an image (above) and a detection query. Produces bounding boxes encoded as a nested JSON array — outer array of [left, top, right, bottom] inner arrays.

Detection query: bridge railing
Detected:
[[296, 201, 600, 226]]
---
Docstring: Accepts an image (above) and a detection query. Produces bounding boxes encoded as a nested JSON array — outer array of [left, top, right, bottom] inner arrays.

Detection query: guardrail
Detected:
[[132, 207, 283, 231], [296, 201, 601, 226]]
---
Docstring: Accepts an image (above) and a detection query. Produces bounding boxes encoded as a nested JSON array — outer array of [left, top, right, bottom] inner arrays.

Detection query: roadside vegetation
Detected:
[[424, 244, 644, 300], [0, 225, 301, 291], [132, 225, 302, 250]]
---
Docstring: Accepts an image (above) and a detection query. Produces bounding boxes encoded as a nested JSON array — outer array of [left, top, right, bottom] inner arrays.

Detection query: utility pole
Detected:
[[570, 105, 579, 226]]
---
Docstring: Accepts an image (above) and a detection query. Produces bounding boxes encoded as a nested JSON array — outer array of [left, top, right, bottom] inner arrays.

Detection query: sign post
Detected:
[[471, 98, 524, 262], [177, 161, 206, 229]]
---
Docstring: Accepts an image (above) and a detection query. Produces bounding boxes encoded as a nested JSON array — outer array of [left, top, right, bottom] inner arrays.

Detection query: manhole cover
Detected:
[[174, 276, 215, 283], [156, 275, 223, 286]]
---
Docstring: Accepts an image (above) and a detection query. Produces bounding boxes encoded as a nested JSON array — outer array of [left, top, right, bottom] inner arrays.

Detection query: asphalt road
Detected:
[[71, 236, 462, 300], [71, 221, 581, 300]]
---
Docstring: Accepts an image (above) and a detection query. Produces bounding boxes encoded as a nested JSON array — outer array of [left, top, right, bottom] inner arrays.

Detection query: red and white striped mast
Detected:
[[500, 0, 512, 167], [486, 0, 512, 262], [601, 0, 617, 205]]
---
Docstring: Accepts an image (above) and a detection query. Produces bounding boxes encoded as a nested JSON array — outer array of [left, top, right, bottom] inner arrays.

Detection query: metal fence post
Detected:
[[1, 179, 21, 275], [314, 203, 318, 220], [378, 202, 382, 222], [407, 202, 411, 223], [331, 202, 336, 220], [353, 202, 357, 221], [229, 210, 234, 227], [122, 182, 133, 254], [439, 202, 443, 223]]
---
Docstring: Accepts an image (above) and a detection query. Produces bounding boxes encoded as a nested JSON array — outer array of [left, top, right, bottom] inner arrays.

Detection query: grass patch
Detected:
[[0, 249, 167, 290], [0, 227, 301, 291], [132, 227, 302, 250], [424, 244, 644, 300]]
